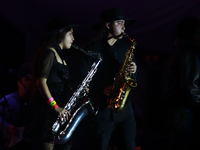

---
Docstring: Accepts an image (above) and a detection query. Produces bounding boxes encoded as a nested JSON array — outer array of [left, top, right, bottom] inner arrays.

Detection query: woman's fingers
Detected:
[[65, 110, 71, 116], [64, 111, 71, 120], [85, 84, 90, 93], [86, 87, 89, 93], [60, 109, 71, 122]]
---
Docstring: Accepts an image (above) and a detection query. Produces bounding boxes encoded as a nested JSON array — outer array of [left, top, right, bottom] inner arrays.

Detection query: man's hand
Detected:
[[126, 62, 137, 74], [8, 124, 16, 136], [103, 86, 113, 96]]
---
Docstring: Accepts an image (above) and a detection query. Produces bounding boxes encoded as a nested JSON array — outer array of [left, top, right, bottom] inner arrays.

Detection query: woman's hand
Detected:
[[36, 78, 71, 122], [55, 107, 71, 122], [85, 84, 89, 93]]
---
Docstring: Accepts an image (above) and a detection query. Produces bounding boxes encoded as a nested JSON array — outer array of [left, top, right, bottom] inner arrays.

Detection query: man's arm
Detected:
[[0, 96, 12, 133], [180, 51, 200, 104]]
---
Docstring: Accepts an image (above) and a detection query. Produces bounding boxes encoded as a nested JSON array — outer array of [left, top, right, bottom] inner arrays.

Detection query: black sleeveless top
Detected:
[[25, 46, 72, 141]]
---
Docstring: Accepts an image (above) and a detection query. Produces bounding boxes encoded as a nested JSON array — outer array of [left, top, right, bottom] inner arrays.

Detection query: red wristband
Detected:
[[51, 104, 59, 110]]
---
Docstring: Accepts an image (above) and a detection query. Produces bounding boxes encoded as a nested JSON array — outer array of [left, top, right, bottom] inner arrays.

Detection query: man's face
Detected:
[[18, 77, 33, 92], [18, 76, 33, 99], [108, 20, 125, 39]]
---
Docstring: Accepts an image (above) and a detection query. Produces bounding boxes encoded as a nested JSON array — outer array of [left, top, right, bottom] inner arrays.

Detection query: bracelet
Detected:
[[47, 97, 54, 104], [50, 100, 57, 107], [51, 104, 59, 110]]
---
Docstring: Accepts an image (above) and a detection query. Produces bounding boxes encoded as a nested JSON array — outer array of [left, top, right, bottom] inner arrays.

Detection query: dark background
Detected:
[[0, 0, 200, 149]]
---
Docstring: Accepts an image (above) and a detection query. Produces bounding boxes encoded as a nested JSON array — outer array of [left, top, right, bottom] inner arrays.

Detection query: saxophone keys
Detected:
[[114, 103, 120, 108], [60, 131, 65, 135]]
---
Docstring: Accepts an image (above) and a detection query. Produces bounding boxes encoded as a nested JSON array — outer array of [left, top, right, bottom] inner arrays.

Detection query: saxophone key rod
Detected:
[[72, 44, 99, 59]]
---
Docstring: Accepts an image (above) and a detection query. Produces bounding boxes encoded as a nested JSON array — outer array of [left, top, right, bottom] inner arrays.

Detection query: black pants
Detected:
[[90, 113, 136, 150]]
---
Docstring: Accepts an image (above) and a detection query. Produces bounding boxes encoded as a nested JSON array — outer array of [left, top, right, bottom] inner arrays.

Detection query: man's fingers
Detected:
[[126, 62, 137, 74], [103, 86, 113, 96]]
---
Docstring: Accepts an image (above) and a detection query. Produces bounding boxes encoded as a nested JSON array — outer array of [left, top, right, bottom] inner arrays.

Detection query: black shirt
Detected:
[[78, 38, 139, 120]]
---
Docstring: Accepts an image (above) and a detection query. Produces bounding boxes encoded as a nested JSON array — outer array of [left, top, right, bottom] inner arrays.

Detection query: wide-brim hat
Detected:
[[92, 8, 135, 30], [42, 16, 81, 40]]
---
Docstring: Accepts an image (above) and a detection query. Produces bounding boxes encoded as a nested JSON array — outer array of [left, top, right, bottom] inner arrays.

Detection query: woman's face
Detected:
[[62, 28, 74, 49]]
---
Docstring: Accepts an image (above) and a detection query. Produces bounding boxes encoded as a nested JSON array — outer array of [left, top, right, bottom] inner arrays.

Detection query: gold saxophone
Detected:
[[107, 33, 137, 112]]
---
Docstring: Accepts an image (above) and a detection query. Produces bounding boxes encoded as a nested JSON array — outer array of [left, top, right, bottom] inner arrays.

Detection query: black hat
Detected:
[[42, 16, 81, 39], [8, 63, 32, 80], [92, 8, 135, 30]]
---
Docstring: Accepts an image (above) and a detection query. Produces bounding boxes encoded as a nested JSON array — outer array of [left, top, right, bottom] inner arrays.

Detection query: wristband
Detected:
[[47, 97, 54, 104], [51, 104, 59, 110], [50, 100, 57, 107]]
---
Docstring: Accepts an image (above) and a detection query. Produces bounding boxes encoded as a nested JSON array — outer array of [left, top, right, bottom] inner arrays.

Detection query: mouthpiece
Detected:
[[71, 44, 78, 49], [122, 32, 128, 37]]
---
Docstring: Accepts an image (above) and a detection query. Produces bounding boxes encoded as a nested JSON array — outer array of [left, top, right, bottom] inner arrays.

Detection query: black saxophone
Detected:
[[51, 44, 102, 144]]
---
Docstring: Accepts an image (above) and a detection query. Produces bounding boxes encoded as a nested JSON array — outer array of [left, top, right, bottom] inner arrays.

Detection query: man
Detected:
[[78, 8, 138, 150], [0, 63, 33, 150], [163, 17, 200, 150]]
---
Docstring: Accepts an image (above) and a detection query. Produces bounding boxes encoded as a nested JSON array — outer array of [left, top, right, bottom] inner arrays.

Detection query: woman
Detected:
[[24, 17, 83, 150]]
